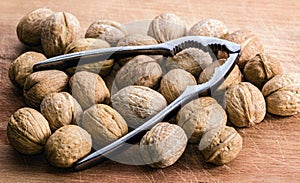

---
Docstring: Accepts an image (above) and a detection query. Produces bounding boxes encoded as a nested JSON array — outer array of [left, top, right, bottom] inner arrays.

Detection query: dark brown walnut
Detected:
[[41, 12, 80, 57], [225, 82, 266, 127], [69, 71, 110, 110], [45, 125, 92, 168], [160, 69, 197, 103], [176, 97, 227, 143], [23, 70, 69, 109], [40, 92, 83, 132], [224, 30, 264, 69], [114, 55, 163, 90], [262, 74, 300, 116], [64, 38, 114, 77], [165, 48, 213, 77], [140, 122, 187, 168], [9, 51, 47, 88], [81, 104, 128, 149], [148, 13, 186, 43], [188, 18, 229, 38], [17, 8, 54, 46], [111, 85, 167, 129], [85, 20, 127, 46], [244, 53, 283, 89], [7, 107, 51, 155], [116, 34, 158, 66], [199, 126, 242, 165]]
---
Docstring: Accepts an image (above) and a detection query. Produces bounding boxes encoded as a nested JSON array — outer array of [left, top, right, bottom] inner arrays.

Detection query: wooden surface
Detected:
[[1, 0, 300, 182]]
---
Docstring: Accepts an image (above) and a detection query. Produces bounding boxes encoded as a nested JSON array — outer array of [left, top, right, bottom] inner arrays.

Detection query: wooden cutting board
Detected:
[[0, 0, 299, 182]]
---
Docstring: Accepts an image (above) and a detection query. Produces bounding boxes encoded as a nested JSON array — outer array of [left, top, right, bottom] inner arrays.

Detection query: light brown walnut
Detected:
[[188, 19, 228, 38]]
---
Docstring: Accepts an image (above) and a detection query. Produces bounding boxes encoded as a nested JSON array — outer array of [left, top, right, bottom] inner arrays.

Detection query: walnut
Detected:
[[188, 19, 229, 38], [85, 20, 127, 46], [262, 74, 300, 116], [224, 30, 264, 69], [40, 92, 83, 132], [69, 71, 110, 110], [140, 122, 187, 168], [148, 13, 187, 43], [17, 8, 54, 46], [64, 38, 114, 77], [111, 85, 167, 129], [176, 97, 227, 143], [225, 82, 266, 127], [199, 126, 242, 165], [45, 125, 92, 168], [9, 51, 47, 88], [41, 12, 80, 57], [114, 55, 163, 90], [244, 53, 283, 89], [165, 48, 214, 77], [7, 107, 51, 155], [81, 104, 128, 149], [23, 70, 69, 109], [160, 69, 197, 103]]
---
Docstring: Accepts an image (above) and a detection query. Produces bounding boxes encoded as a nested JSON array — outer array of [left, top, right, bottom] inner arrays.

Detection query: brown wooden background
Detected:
[[1, 0, 300, 182]]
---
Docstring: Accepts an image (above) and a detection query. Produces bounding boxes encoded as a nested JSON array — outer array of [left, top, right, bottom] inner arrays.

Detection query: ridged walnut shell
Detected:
[[160, 69, 197, 103], [85, 20, 127, 46], [140, 122, 187, 168], [188, 19, 229, 38], [176, 97, 227, 143], [7, 107, 51, 155], [199, 126, 242, 165], [114, 55, 162, 90], [23, 70, 69, 109], [17, 8, 54, 46], [69, 71, 110, 110], [9, 51, 47, 88], [40, 92, 83, 132], [148, 13, 186, 43], [225, 82, 266, 127], [111, 86, 167, 129], [262, 74, 300, 116], [45, 125, 92, 168], [64, 38, 114, 77], [244, 53, 283, 89], [81, 104, 128, 149], [41, 12, 80, 57]]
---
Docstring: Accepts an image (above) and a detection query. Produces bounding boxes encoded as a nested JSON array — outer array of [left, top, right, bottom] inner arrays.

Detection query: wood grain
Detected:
[[0, 0, 300, 182]]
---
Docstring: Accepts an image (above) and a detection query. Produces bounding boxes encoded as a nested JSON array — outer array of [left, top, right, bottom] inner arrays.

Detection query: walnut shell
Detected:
[[45, 125, 92, 168], [9, 51, 47, 88], [23, 70, 69, 109], [225, 82, 266, 127], [160, 69, 197, 103], [147, 13, 186, 43], [69, 71, 110, 110], [188, 19, 228, 38], [165, 48, 213, 77], [111, 85, 167, 129], [64, 38, 114, 77], [114, 55, 162, 90], [85, 20, 127, 46], [17, 8, 54, 46], [224, 30, 264, 69], [7, 107, 51, 155], [262, 74, 300, 116], [244, 53, 283, 89], [41, 12, 80, 57], [199, 126, 242, 165], [81, 104, 128, 149], [40, 92, 83, 132], [116, 34, 158, 66], [176, 97, 227, 143], [140, 122, 187, 168]]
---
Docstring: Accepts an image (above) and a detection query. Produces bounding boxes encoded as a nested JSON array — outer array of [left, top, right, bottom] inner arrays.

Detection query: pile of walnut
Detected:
[[8, 8, 300, 169]]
